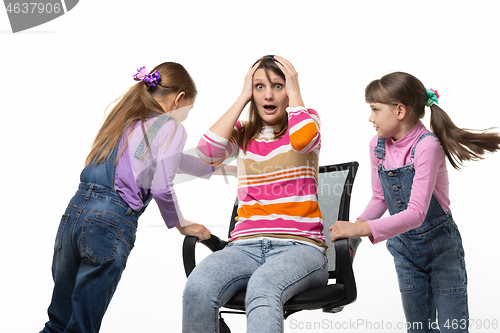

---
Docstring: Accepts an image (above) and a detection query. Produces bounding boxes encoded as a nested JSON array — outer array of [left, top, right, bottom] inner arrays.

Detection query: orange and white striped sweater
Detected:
[[197, 106, 325, 245]]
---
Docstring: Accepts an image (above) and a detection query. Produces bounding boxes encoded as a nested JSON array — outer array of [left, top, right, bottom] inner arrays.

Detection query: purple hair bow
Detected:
[[133, 66, 161, 87]]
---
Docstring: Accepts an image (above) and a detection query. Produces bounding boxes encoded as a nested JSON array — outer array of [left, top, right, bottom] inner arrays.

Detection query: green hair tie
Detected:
[[426, 88, 439, 107]]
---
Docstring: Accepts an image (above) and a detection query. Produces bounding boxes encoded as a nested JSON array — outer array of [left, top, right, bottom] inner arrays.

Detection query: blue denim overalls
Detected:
[[376, 133, 468, 333], [40, 117, 171, 333]]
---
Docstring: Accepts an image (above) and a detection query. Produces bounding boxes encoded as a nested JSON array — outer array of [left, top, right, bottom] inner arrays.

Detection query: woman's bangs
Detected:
[[258, 56, 285, 81]]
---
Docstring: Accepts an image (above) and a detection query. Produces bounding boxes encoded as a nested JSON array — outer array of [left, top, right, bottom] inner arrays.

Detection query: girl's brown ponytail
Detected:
[[429, 104, 500, 169]]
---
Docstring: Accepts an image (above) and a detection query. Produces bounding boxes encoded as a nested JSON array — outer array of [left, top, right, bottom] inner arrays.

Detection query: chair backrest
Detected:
[[228, 162, 359, 274], [317, 162, 358, 273]]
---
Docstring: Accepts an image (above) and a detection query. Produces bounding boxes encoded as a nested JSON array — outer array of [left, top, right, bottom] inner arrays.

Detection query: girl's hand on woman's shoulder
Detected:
[[214, 164, 237, 177], [274, 55, 304, 108]]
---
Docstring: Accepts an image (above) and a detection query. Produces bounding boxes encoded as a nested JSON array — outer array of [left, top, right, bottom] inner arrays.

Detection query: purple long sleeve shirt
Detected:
[[114, 117, 214, 228]]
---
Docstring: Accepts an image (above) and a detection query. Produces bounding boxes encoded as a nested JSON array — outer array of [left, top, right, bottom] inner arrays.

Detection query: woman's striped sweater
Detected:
[[197, 106, 324, 243]]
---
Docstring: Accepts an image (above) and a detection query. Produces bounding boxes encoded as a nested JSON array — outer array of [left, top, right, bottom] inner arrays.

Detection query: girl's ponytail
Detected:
[[429, 103, 500, 169]]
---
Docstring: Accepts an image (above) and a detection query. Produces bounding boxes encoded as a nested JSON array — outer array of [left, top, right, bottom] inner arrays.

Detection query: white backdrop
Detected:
[[1, 1, 499, 332]]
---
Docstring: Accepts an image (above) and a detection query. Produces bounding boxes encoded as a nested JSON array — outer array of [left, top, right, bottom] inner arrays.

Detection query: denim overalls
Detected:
[[376, 133, 469, 333], [41, 138, 155, 333]]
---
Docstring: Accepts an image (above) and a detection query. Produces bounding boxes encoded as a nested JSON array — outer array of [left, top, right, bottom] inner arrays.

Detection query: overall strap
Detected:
[[134, 114, 172, 160], [79, 143, 120, 190], [410, 133, 438, 159], [375, 138, 386, 159]]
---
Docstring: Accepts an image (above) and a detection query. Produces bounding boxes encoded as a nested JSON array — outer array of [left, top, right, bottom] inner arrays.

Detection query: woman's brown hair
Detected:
[[240, 55, 288, 152], [85, 62, 197, 167], [365, 71, 500, 169]]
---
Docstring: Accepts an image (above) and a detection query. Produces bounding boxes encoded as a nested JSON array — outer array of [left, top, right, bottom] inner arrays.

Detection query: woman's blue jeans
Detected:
[[182, 238, 329, 333], [41, 183, 138, 333]]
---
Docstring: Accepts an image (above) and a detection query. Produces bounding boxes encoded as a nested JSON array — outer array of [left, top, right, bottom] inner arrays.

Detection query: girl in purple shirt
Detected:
[[40, 63, 232, 333], [330, 72, 500, 332]]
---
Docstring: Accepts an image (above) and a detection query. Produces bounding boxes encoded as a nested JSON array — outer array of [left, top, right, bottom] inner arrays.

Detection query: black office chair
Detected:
[[183, 162, 361, 333]]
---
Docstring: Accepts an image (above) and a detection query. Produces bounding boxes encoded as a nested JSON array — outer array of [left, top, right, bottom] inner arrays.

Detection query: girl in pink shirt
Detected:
[[330, 72, 500, 332]]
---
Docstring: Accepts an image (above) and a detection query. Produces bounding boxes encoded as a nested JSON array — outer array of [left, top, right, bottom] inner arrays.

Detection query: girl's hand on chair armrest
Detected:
[[329, 220, 371, 242], [176, 219, 211, 241]]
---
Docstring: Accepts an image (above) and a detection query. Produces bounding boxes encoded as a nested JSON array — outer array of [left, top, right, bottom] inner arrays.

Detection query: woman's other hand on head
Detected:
[[273, 56, 304, 108]]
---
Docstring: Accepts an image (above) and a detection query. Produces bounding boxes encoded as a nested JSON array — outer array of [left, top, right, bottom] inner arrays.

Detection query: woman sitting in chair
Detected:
[[182, 55, 328, 333]]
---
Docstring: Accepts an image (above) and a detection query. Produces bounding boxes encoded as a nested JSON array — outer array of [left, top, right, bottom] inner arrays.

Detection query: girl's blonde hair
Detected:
[[85, 62, 197, 167], [240, 55, 288, 152], [365, 71, 500, 169]]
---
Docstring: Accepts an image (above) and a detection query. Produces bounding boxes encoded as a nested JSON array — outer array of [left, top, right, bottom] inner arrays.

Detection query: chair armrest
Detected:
[[322, 237, 359, 313], [182, 234, 228, 277], [349, 237, 362, 262]]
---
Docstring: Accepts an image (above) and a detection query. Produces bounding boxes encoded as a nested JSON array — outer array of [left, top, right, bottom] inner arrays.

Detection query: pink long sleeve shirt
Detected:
[[358, 122, 451, 244]]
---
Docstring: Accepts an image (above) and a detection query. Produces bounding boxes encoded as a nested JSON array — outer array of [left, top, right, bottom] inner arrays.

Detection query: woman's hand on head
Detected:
[[176, 220, 211, 241], [208, 61, 260, 138], [240, 60, 261, 104], [274, 55, 304, 107]]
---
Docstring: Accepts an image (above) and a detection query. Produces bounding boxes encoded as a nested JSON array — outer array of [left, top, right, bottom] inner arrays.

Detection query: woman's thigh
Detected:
[[247, 242, 328, 302], [184, 243, 261, 306]]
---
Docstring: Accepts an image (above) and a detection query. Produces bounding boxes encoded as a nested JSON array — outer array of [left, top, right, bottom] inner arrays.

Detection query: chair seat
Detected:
[[224, 283, 346, 312]]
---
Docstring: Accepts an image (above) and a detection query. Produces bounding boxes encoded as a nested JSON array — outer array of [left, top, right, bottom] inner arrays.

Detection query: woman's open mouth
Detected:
[[263, 104, 277, 115]]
